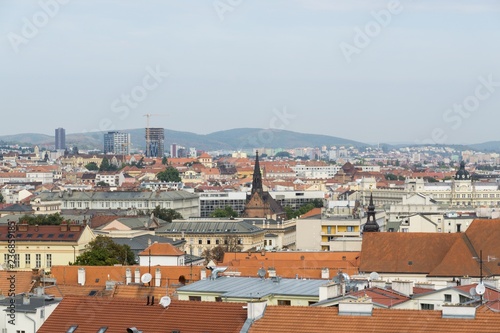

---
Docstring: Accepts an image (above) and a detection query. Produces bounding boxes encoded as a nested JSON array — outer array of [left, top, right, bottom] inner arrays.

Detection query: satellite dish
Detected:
[[257, 268, 266, 279], [159, 296, 171, 308], [470, 287, 477, 297], [369, 272, 380, 281], [476, 283, 486, 295], [141, 273, 152, 284]]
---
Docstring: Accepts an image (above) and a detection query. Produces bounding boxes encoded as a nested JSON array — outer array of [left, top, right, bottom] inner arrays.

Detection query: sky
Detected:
[[1, 0, 499, 145]]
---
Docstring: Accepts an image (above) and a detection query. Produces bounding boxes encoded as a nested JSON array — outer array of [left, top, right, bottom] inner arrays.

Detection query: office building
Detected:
[[145, 127, 164, 157], [55, 128, 66, 150], [104, 131, 130, 155]]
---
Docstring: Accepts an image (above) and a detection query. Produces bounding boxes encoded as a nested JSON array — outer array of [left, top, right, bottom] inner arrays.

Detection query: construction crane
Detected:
[[143, 114, 168, 157]]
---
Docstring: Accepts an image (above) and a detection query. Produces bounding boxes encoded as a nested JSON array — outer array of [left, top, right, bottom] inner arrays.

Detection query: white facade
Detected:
[[292, 164, 341, 179], [138, 254, 185, 266]]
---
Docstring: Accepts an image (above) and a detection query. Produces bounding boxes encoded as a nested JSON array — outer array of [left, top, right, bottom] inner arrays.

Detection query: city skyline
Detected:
[[1, 0, 499, 144]]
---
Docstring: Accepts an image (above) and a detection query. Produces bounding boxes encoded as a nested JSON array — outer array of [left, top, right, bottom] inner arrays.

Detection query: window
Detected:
[[198, 239, 202, 245], [277, 300, 291, 306], [421, 303, 434, 310], [13, 254, 19, 268], [207, 239, 211, 245], [25, 254, 31, 267], [189, 296, 201, 301], [46, 254, 52, 268], [347, 226, 355, 232], [36, 254, 41, 268], [444, 294, 452, 302], [327, 226, 332, 234], [215, 239, 220, 245], [215, 297, 222, 302]]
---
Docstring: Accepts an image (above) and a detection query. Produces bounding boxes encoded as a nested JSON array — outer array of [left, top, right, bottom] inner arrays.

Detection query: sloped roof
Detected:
[[0, 225, 85, 242], [37, 296, 247, 333], [248, 306, 500, 333], [139, 242, 185, 256], [360, 233, 460, 274], [0, 270, 36, 295]]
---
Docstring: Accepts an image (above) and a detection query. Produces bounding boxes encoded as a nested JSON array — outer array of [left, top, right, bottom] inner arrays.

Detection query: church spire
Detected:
[[363, 192, 379, 232], [251, 151, 263, 195]]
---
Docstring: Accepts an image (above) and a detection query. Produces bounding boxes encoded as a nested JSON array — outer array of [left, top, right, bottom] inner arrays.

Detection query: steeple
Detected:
[[251, 151, 263, 196], [363, 192, 379, 232]]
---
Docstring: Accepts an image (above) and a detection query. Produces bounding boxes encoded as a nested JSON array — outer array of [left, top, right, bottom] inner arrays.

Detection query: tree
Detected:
[[312, 198, 324, 208], [99, 157, 111, 171], [74, 235, 136, 266], [19, 213, 64, 225], [275, 151, 291, 158], [151, 206, 183, 222], [0, 193, 3, 203], [157, 166, 181, 182], [85, 162, 99, 171], [210, 206, 238, 218], [162, 156, 168, 165], [96, 181, 109, 187]]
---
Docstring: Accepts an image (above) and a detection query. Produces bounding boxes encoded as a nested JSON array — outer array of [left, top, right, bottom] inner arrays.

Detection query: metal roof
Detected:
[[177, 276, 326, 299]]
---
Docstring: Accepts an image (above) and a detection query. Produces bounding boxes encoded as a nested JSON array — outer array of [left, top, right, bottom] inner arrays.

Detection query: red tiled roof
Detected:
[[248, 306, 500, 333], [0, 224, 85, 242], [38, 296, 247, 333], [139, 242, 185, 256], [0, 270, 36, 295]]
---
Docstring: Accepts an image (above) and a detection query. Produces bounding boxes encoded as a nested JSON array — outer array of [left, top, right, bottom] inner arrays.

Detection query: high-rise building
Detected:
[[55, 128, 66, 150], [145, 127, 164, 157], [104, 131, 130, 155], [170, 143, 178, 158]]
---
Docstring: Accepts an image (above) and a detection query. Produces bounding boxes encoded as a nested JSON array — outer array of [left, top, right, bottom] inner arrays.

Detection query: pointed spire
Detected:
[[363, 192, 379, 232], [251, 151, 263, 195]]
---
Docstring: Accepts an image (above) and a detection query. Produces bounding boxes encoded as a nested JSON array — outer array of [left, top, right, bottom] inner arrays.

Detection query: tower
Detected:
[[55, 128, 66, 150], [145, 128, 164, 157], [104, 131, 130, 155], [362, 192, 379, 232]]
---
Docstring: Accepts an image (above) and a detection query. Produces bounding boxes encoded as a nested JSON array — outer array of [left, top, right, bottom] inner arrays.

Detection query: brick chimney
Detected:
[[60, 223, 68, 232]]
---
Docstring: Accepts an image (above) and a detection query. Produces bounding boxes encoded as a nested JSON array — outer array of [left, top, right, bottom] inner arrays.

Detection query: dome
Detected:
[[455, 161, 470, 180]]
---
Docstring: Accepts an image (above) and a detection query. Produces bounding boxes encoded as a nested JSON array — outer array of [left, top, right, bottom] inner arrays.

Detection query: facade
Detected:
[[138, 242, 186, 266], [54, 127, 65, 150], [104, 131, 130, 155], [34, 190, 200, 218], [95, 171, 125, 187], [0, 223, 95, 270], [145, 127, 164, 157]]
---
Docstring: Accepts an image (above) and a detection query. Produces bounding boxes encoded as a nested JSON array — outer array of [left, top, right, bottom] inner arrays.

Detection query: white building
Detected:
[[138, 242, 186, 266]]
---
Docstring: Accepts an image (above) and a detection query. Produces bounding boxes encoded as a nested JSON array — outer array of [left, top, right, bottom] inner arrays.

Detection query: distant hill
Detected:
[[469, 141, 500, 152], [0, 128, 367, 151]]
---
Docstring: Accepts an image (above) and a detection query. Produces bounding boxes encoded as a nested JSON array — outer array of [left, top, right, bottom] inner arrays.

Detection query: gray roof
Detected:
[[36, 190, 198, 201], [156, 220, 264, 235], [96, 217, 164, 230], [0, 295, 61, 313], [112, 234, 183, 252], [177, 276, 326, 299]]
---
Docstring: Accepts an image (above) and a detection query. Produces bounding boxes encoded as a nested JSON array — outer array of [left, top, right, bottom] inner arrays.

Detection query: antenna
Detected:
[[476, 283, 486, 295], [257, 268, 266, 279], [159, 296, 171, 308], [141, 273, 152, 284], [369, 272, 380, 281]]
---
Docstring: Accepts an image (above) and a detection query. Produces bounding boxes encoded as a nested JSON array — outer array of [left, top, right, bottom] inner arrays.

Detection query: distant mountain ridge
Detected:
[[0, 128, 366, 151]]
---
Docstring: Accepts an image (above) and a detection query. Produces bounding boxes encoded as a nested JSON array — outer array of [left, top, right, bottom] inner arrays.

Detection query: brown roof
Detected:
[[0, 270, 36, 295], [360, 232, 460, 274], [360, 219, 500, 277], [38, 296, 247, 333], [249, 306, 500, 333], [139, 242, 185, 256], [0, 224, 85, 242]]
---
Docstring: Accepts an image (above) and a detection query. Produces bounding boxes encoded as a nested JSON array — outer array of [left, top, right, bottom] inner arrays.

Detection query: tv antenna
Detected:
[[257, 268, 266, 279]]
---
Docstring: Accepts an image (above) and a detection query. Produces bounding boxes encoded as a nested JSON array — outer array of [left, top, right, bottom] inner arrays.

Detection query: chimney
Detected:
[[370, 280, 386, 289], [60, 223, 68, 232], [18, 223, 29, 232], [442, 305, 476, 319], [78, 267, 86, 286], [69, 224, 81, 232], [339, 296, 373, 316], [321, 268, 330, 279], [414, 282, 435, 291], [460, 276, 472, 286], [200, 269, 207, 280], [155, 268, 161, 287], [267, 268, 276, 278], [126, 268, 132, 285], [247, 300, 267, 320], [135, 268, 141, 283], [392, 280, 413, 296], [319, 281, 341, 301]]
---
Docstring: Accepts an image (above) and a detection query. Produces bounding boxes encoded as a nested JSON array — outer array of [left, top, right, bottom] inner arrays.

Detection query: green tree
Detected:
[[151, 206, 183, 222], [385, 173, 397, 181], [162, 156, 168, 165], [96, 181, 109, 187], [312, 198, 324, 208], [210, 206, 239, 218], [74, 235, 136, 266], [275, 151, 291, 158], [99, 157, 111, 171], [85, 162, 99, 171], [156, 166, 181, 182], [0, 193, 3, 203], [18, 213, 64, 225]]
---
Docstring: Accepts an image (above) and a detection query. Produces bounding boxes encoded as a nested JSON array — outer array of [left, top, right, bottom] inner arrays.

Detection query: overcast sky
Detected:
[[1, 0, 499, 145]]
